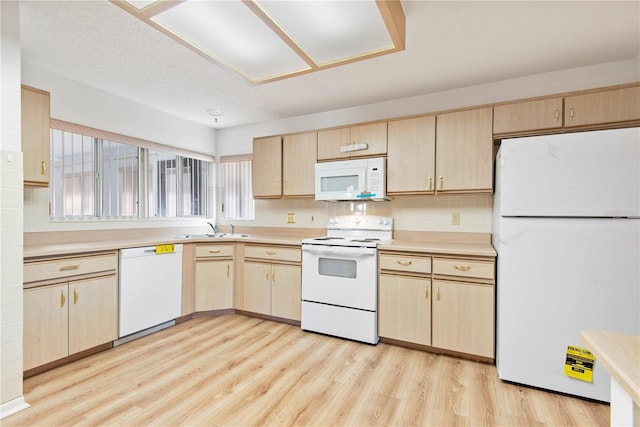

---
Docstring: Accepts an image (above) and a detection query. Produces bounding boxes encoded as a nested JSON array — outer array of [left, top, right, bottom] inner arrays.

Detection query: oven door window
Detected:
[[318, 257, 357, 279]]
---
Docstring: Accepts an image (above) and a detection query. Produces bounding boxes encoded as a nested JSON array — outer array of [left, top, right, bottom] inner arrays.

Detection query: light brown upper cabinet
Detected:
[[564, 86, 640, 128], [282, 132, 317, 198], [21, 85, 51, 187], [493, 85, 640, 136], [317, 122, 387, 161], [252, 135, 282, 199], [493, 97, 564, 135], [435, 107, 494, 194], [387, 116, 436, 195]]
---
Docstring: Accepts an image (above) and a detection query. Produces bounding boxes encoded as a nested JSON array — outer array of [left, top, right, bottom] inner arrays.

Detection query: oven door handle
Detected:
[[302, 245, 376, 256]]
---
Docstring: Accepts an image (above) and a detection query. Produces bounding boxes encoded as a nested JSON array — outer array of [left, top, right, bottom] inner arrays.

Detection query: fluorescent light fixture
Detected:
[[110, 0, 405, 83]]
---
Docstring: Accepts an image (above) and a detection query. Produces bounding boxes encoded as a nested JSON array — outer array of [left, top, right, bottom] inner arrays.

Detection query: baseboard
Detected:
[[0, 396, 29, 419], [113, 320, 176, 346]]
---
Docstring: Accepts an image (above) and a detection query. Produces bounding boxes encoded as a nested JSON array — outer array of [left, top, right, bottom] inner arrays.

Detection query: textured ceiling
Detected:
[[19, 1, 640, 129]]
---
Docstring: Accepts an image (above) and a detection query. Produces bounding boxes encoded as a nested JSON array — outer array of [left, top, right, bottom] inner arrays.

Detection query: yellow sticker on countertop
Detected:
[[564, 345, 595, 382], [156, 244, 175, 254]]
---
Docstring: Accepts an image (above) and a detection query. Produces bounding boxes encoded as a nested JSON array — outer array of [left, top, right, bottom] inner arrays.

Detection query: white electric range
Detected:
[[301, 215, 393, 344]]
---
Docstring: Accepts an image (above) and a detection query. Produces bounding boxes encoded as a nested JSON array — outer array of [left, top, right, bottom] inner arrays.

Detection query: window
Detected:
[[101, 139, 139, 217], [50, 121, 212, 220], [51, 129, 97, 218], [221, 156, 254, 220]]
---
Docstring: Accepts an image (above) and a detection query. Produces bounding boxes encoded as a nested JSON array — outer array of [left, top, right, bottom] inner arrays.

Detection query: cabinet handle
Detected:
[[568, 106, 574, 121], [208, 249, 221, 254], [436, 287, 440, 301], [439, 176, 444, 190], [397, 260, 412, 267], [454, 265, 471, 271], [272, 271, 276, 282], [427, 177, 432, 191], [266, 270, 270, 281], [226, 264, 230, 278], [59, 264, 80, 271], [60, 290, 66, 308], [40, 160, 47, 175], [266, 250, 276, 256], [554, 107, 560, 122], [73, 288, 78, 304], [424, 282, 428, 299]]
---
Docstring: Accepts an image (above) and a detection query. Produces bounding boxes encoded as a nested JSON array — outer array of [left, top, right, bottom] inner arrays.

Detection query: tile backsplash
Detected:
[[218, 194, 493, 233]]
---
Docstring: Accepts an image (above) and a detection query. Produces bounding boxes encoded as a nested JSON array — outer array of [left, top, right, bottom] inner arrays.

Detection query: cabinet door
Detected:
[[435, 107, 493, 193], [195, 260, 234, 311], [271, 264, 301, 321], [378, 274, 431, 345], [565, 86, 640, 128], [252, 136, 282, 198], [493, 97, 563, 134], [24, 284, 69, 370], [387, 116, 436, 194], [432, 280, 494, 358], [243, 262, 272, 315], [283, 132, 317, 197], [349, 122, 387, 157], [68, 276, 118, 355], [317, 127, 351, 160], [21, 86, 50, 187]]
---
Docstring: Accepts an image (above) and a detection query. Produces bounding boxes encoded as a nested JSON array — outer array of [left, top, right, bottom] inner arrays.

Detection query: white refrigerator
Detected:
[[493, 127, 640, 402]]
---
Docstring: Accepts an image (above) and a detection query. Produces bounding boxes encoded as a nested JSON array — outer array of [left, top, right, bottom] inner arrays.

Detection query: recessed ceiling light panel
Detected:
[[112, 0, 405, 83], [151, 1, 310, 81], [255, 0, 393, 65]]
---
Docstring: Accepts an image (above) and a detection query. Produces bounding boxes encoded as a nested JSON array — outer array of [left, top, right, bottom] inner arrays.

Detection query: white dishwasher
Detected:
[[118, 244, 182, 339]]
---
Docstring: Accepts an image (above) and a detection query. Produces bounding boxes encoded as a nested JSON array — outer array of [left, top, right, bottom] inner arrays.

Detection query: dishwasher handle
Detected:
[[120, 244, 183, 259]]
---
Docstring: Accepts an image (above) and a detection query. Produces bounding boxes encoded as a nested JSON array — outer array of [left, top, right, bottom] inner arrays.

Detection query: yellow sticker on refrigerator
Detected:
[[564, 345, 595, 382]]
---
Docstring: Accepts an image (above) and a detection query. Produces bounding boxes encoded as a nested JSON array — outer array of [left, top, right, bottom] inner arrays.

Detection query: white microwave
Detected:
[[315, 157, 386, 201]]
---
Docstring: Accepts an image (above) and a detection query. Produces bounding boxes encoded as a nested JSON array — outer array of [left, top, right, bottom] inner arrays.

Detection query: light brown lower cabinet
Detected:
[[431, 279, 494, 358], [195, 244, 234, 311], [244, 261, 301, 321], [379, 251, 495, 359], [243, 244, 302, 321], [379, 273, 431, 345], [24, 275, 118, 371], [23, 252, 119, 371]]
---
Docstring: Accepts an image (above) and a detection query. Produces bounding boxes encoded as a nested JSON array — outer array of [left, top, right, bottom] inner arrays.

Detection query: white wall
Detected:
[[21, 65, 219, 232], [214, 58, 639, 233], [20, 58, 640, 233], [216, 58, 640, 156], [0, 0, 29, 418], [22, 65, 217, 156]]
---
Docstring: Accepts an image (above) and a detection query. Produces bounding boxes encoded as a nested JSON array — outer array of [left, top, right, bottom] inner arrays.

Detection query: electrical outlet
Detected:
[[451, 212, 460, 226], [287, 213, 296, 223]]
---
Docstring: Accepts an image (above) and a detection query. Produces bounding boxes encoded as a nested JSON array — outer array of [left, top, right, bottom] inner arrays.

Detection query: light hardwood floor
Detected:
[[5, 315, 609, 426]]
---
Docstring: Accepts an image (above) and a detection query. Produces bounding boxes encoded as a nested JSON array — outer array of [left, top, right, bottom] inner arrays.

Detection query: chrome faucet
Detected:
[[230, 224, 235, 235], [207, 222, 218, 234]]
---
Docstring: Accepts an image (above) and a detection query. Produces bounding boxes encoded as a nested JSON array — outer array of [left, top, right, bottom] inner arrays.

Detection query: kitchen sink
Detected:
[[175, 233, 251, 239]]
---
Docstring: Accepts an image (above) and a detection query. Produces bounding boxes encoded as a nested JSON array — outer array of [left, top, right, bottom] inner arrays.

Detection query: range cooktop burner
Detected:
[[301, 215, 394, 248]]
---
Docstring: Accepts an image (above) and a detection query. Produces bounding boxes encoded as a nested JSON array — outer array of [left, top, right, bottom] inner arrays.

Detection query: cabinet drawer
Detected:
[[379, 254, 431, 274], [24, 253, 117, 284], [195, 244, 233, 258], [244, 246, 301, 263], [433, 258, 494, 280]]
